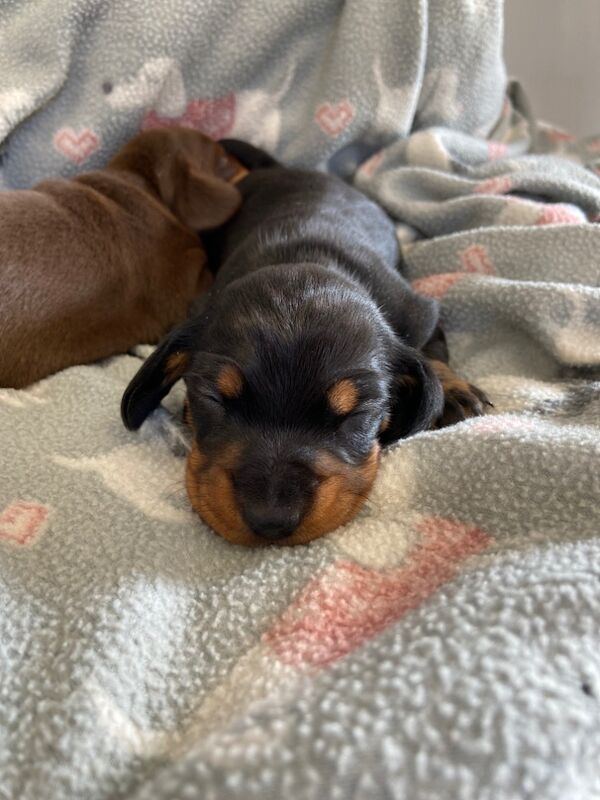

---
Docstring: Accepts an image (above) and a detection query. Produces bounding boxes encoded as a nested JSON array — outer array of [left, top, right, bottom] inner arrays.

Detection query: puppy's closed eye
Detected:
[[186, 360, 244, 403], [338, 409, 371, 431], [200, 391, 225, 407]]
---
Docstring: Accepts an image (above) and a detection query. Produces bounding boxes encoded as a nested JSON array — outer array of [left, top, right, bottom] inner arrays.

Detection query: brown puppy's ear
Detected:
[[121, 317, 201, 431], [379, 342, 444, 446], [158, 155, 241, 231]]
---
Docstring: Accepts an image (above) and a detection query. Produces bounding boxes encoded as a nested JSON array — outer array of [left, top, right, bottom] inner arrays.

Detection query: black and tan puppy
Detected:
[[122, 141, 488, 547]]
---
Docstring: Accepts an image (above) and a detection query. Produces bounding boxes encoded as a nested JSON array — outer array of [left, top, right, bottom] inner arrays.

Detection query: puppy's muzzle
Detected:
[[233, 458, 316, 542], [185, 440, 380, 547]]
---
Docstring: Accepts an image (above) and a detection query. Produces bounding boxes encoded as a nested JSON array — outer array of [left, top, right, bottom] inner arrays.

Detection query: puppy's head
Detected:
[[107, 127, 245, 230], [121, 272, 443, 546]]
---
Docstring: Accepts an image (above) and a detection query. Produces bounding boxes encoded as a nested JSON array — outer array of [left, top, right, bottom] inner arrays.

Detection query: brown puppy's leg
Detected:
[[422, 326, 492, 428]]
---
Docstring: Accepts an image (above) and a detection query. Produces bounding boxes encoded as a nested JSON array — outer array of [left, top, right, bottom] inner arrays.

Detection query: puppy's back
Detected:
[[0, 175, 202, 388], [214, 166, 399, 286]]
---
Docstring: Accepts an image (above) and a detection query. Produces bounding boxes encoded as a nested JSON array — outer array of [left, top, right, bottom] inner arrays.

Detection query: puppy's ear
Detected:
[[121, 318, 200, 431], [379, 342, 444, 446], [158, 155, 241, 231], [219, 138, 280, 169]]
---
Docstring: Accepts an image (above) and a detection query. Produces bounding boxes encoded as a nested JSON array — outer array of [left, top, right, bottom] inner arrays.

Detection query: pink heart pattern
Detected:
[[487, 141, 507, 161], [263, 517, 491, 668], [314, 100, 354, 137], [412, 272, 466, 300], [536, 204, 584, 225], [53, 127, 99, 165], [460, 243, 496, 275], [143, 95, 236, 140], [0, 500, 50, 546], [474, 175, 512, 195]]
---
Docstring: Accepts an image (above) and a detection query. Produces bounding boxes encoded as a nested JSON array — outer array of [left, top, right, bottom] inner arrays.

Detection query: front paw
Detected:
[[437, 379, 492, 427], [430, 361, 492, 428]]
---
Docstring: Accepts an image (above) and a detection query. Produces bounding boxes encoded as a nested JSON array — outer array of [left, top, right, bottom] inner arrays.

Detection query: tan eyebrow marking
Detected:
[[327, 378, 359, 415], [216, 364, 243, 398]]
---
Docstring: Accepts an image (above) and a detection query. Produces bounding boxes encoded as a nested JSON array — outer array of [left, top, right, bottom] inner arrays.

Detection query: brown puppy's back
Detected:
[[0, 128, 241, 388]]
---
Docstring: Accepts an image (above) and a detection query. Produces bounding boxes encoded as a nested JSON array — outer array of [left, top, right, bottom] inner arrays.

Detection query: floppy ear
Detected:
[[379, 342, 444, 446], [121, 317, 200, 431], [157, 155, 241, 231], [219, 138, 280, 169]]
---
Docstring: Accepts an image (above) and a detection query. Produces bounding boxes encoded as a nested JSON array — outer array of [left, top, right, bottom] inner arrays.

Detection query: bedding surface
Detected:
[[1, 1, 600, 799]]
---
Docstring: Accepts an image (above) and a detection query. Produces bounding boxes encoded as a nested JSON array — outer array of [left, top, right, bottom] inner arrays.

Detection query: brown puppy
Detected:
[[0, 128, 244, 388]]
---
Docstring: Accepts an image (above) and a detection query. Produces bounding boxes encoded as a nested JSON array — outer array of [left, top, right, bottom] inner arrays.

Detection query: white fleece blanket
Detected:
[[1, 1, 600, 799]]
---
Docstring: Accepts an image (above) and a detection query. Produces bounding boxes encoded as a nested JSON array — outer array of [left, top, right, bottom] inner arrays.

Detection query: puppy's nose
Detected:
[[246, 508, 300, 541]]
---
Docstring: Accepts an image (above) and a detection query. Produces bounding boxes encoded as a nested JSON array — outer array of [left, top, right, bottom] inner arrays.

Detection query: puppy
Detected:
[[122, 141, 489, 547], [0, 127, 244, 388]]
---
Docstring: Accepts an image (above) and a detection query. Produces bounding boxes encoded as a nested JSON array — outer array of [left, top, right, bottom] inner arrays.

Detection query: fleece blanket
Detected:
[[1, 1, 600, 799]]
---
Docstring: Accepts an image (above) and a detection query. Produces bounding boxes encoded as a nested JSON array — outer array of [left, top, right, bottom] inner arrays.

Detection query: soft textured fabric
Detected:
[[1, 1, 600, 799]]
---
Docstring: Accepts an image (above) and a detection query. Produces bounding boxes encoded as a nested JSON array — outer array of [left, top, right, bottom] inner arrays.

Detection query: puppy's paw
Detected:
[[437, 380, 492, 427], [430, 361, 492, 428]]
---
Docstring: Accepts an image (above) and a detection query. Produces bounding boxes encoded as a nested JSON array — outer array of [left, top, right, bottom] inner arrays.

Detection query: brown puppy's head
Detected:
[[121, 271, 443, 547], [107, 127, 244, 230]]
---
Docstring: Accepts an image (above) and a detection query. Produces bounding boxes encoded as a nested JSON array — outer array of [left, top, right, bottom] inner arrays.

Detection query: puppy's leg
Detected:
[[422, 327, 492, 428]]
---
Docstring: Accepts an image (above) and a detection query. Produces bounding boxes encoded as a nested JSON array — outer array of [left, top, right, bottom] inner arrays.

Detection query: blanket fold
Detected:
[[1, 1, 599, 798]]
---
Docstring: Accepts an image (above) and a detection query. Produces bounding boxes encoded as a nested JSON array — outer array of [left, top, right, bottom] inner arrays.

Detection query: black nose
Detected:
[[245, 508, 300, 541]]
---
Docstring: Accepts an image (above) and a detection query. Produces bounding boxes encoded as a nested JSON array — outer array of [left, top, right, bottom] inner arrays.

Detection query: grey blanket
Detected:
[[1, 2, 600, 799]]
